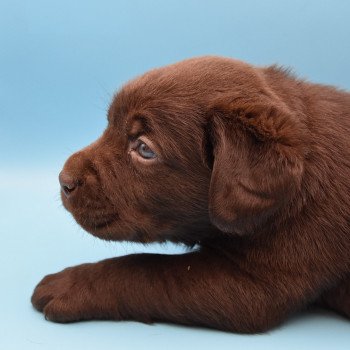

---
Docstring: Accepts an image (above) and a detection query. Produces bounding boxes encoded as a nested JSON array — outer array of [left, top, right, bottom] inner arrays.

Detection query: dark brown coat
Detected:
[[31, 56, 350, 333]]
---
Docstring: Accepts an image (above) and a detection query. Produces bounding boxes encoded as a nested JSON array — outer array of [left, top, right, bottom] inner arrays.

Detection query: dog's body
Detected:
[[32, 56, 350, 333]]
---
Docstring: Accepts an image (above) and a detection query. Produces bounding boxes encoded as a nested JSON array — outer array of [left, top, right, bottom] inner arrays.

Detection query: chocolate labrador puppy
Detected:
[[31, 56, 350, 333]]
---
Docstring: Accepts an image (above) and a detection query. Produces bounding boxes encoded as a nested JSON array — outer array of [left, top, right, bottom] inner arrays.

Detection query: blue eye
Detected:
[[136, 141, 157, 159]]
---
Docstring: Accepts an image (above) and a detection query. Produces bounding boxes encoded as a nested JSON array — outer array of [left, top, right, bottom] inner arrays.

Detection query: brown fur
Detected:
[[31, 56, 350, 333]]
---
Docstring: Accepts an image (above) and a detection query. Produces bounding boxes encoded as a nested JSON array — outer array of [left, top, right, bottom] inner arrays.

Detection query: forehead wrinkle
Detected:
[[108, 89, 130, 125], [109, 81, 161, 128], [108, 70, 208, 164], [125, 114, 154, 139]]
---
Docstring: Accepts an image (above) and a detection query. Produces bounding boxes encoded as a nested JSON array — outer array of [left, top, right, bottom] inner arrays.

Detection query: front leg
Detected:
[[31, 262, 122, 322], [31, 249, 324, 333]]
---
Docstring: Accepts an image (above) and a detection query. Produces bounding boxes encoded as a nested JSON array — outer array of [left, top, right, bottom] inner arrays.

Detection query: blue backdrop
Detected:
[[1, 1, 349, 349]]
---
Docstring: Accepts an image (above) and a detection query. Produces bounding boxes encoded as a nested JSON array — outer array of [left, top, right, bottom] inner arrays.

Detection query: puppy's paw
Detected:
[[31, 263, 117, 323]]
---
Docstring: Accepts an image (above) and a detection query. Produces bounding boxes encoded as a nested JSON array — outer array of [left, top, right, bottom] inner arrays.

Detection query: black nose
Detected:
[[59, 171, 78, 198]]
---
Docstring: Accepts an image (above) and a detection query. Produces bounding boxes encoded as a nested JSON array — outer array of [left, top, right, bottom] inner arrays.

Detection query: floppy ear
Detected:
[[208, 95, 306, 235]]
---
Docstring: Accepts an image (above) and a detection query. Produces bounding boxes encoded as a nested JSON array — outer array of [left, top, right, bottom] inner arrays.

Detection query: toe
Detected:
[[43, 297, 79, 323], [31, 288, 53, 312]]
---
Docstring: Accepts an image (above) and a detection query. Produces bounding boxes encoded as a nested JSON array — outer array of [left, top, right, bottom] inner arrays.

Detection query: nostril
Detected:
[[59, 171, 79, 198]]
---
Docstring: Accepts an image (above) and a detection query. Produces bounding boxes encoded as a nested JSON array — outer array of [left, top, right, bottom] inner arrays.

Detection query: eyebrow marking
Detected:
[[126, 115, 151, 139]]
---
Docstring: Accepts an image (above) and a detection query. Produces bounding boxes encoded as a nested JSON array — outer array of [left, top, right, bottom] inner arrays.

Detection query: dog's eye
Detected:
[[136, 141, 157, 159]]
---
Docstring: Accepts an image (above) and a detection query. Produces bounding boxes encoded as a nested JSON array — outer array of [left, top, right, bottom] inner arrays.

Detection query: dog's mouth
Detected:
[[60, 192, 119, 229]]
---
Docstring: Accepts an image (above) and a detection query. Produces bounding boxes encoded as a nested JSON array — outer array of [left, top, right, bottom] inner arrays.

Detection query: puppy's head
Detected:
[[60, 56, 306, 243]]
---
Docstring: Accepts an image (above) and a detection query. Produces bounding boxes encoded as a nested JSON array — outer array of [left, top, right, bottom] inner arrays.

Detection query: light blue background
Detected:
[[1, 1, 349, 349]]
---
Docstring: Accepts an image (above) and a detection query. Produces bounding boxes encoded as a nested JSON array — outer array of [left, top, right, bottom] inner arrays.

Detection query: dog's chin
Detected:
[[74, 212, 170, 243], [73, 213, 126, 241], [81, 221, 159, 243]]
